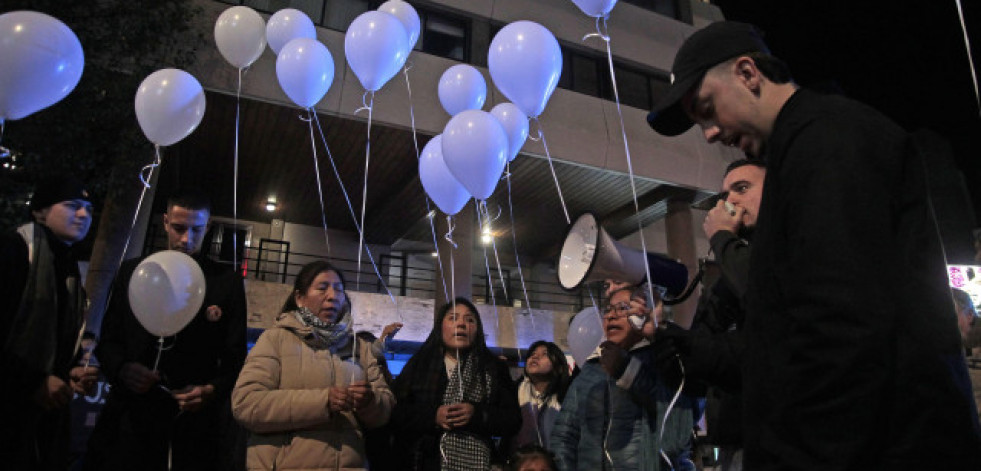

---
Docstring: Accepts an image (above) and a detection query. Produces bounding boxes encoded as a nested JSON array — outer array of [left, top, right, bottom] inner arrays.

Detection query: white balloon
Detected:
[[276, 38, 335, 108], [266, 8, 317, 55], [488, 21, 562, 118], [438, 64, 487, 116], [378, 0, 420, 51], [128, 251, 207, 338], [567, 306, 603, 368], [441, 110, 508, 201], [134, 69, 206, 146], [0, 11, 84, 121], [419, 135, 470, 216], [490, 102, 529, 162], [344, 11, 409, 92], [214, 6, 266, 69], [571, 0, 618, 18]]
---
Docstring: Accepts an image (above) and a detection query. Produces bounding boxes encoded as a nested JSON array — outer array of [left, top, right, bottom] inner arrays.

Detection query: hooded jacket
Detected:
[[232, 312, 394, 471]]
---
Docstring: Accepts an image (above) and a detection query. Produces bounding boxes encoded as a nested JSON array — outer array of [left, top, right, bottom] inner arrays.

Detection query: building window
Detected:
[[420, 10, 468, 61], [620, 0, 679, 20], [240, 0, 325, 23], [323, 0, 371, 31]]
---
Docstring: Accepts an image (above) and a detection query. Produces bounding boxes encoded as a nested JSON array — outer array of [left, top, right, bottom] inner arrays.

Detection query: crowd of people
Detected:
[[4, 18, 981, 471]]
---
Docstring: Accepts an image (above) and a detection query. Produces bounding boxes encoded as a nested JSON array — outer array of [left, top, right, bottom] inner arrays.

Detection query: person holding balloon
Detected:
[[0, 174, 98, 470], [391, 298, 521, 470], [231, 260, 394, 470], [88, 191, 247, 471]]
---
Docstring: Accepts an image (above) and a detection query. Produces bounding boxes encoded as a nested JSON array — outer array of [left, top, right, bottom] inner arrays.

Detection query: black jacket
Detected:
[[390, 353, 520, 471], [0, 224, 87, 471], [743, 89, 981, 469], [688, 229, 750, 446], [87, 253, 246, 470]]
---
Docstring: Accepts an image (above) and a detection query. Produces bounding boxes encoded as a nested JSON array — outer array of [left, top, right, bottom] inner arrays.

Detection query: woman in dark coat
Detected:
[[391, 298, 520, 470]]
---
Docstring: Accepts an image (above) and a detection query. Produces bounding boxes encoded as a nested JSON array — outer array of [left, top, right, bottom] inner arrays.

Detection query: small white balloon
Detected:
[[378, 0, 420, 50], [0, 11, 84, 121], [488, 21, 562, 118], [441, 110, 509, 201], [419, 135, 470, 216], [128, 251, 207, 338], [567, 306, 603, 368], [344, 11, 409, 92], [266, 8, 317, 55], [276, 38, 335, 108], [490, 102, 529, 162], [571, 0, 618, 18], [134, 69, 206, 146], [214, 6, 266, 69], [438, 64, 487, 116]]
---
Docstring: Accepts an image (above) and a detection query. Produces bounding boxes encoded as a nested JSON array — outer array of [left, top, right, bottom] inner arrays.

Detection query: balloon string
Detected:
[[532, 119, 570, 224], [233, 67, 242, 273], [304, 109, 331, 254], [504, 165, 536, 336], [582, 15, 611, 42], [479, 201, 510, 302], [404, 64, 450, 302], [0, 119, 9, 160], [587, 16, 657, 320], [477, 205, 501, 351], [955, 0, 981, 117], [658, 357, 685, 471], [152, 337, 165, 372], [356, 91, 375, 291], [444, 215, 458, 248], [309, 113, 397, 308], [122, 146, 161, 263], [138, 147, 161, 189]]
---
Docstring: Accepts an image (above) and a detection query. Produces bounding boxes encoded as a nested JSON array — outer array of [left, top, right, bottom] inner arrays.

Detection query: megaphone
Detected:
[[557, 212, 688, 297]]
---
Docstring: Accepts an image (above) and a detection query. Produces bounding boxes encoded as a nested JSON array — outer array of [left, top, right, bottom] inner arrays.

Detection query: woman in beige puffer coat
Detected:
[[232, 261, 394, 471]]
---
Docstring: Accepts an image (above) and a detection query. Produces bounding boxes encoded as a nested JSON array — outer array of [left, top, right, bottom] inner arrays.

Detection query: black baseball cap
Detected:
[[647, 21, 770, 136]]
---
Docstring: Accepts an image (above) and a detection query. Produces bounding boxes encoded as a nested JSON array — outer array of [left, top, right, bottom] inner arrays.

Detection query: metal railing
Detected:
[[144, 231, 590, 312]]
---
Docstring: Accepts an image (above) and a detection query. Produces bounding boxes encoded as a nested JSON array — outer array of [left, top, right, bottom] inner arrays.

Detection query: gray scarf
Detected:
[[293, 306, 351, 352]]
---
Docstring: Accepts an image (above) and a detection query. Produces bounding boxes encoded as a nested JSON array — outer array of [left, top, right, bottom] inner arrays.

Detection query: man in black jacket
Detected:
[[1, 175, 99, 470], [87, 191, 246, 471], [648, 21, 981, 469]]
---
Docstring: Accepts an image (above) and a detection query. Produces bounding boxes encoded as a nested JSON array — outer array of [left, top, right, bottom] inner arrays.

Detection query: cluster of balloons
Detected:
[[0, 11, 84, 123], [419, 20, 561, 217], [128, 251, 206, 337]]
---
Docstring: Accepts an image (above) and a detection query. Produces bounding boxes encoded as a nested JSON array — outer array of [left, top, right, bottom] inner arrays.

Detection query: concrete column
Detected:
[[665, 199, 698, 328], [434, 203, 474, 316]]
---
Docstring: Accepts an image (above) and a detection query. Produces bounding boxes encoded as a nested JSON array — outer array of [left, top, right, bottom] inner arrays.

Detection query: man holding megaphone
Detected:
[[604, 158, 764, 471]]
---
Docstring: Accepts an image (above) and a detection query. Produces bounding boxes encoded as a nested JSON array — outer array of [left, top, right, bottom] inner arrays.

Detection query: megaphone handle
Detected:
[[662, 267, 705, 306]]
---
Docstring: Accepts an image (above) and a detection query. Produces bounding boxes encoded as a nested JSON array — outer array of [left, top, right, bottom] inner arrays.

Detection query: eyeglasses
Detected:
[[602, 302, 633, 319]]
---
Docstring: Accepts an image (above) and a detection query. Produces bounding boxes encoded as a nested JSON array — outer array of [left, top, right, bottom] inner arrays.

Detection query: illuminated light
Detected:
[[431, 252, 438, 258], [481, 233, 493, 245], [265, 196, 278, 212]]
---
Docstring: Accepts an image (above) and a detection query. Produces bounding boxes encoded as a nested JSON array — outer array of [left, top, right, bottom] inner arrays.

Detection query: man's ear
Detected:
[[734, 56, 762, 94], [162, 212, 170, 228]]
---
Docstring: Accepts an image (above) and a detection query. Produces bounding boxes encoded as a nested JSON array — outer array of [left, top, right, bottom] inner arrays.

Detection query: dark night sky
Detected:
[[713, 0, 981, 226]]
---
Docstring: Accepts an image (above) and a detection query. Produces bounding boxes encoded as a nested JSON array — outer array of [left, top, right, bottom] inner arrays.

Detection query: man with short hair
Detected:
[[1, 174, 100, 470], [88, 191, 246, 471], [648, 21, 981, 469]]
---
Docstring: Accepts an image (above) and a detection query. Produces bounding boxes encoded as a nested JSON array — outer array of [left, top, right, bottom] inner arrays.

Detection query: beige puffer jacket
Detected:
[[232, 312, 395, 471]]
